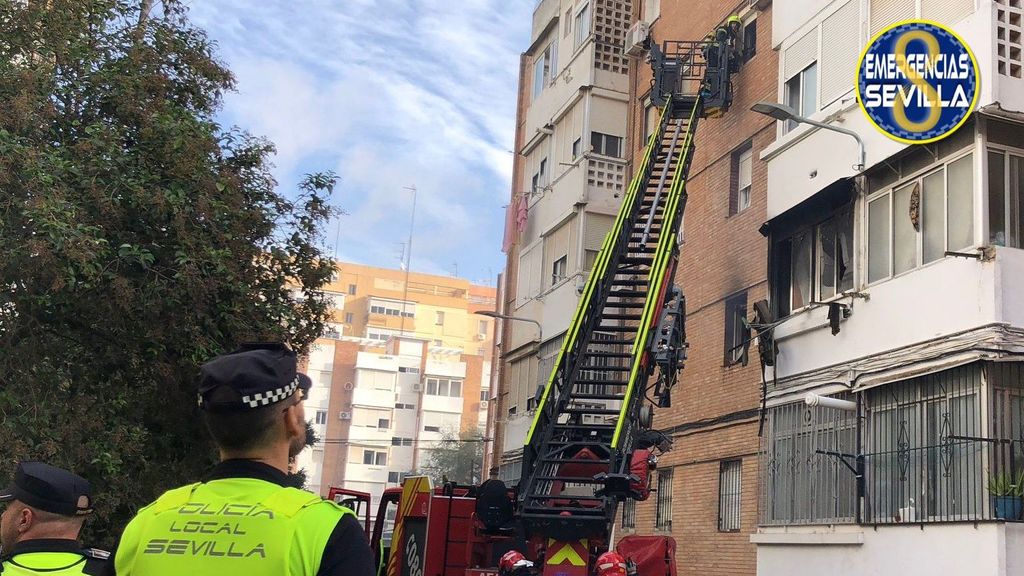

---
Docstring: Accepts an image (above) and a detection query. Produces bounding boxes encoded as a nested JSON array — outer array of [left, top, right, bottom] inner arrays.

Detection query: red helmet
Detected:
[[499, 550, 532, 575], [596, 551, 628, 576]]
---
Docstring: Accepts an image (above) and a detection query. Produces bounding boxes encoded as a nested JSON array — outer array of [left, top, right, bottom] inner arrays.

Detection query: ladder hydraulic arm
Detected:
[[513, 17, 745, 574]]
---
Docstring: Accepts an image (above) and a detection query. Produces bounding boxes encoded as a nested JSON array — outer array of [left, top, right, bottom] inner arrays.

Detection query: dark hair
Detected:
[[201, 387, 283, 452]]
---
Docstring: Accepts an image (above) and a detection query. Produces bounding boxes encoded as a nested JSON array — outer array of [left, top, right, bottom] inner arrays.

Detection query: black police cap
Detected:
[[0, 462, 93, 516], [197, 342, 310, 412]]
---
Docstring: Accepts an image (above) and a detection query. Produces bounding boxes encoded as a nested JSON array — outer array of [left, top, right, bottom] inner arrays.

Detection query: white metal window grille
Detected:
[[759, 395, 857, 525]]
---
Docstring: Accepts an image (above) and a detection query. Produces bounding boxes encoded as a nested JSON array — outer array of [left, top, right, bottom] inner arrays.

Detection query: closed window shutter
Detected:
[[584, 213, 614, 252], [921, 0, 974, 25], [517, 244, 541, 304], [543, 221, 572, 282], [784, 28, 818, 81], [870, 0, 914, 35], [821, 1, 860, 106]]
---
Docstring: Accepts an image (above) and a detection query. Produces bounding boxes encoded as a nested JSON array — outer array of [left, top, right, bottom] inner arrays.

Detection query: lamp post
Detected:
[[750, 101, 865, 171], [474, 311, 543, 344]]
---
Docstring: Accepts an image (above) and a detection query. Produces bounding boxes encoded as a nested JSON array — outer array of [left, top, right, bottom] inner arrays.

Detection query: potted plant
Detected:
[[987, 470, 1024, 520]]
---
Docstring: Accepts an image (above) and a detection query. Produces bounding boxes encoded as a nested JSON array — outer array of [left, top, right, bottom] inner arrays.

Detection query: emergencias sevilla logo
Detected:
[[857, 20, 979, 144]]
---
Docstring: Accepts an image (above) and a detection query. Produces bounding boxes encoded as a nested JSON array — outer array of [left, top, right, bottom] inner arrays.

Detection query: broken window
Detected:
[[723, 291, 748, 366], [769, 181, 854, 318]]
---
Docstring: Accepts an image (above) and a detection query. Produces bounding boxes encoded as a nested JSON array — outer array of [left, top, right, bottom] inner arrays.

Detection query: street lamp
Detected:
[[750, 101, 865, 171], [475, 311, 543, 344], [476, 310, 546, 412]]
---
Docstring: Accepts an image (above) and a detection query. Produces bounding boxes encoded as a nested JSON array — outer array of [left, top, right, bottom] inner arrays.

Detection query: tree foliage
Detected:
[[0, 0, 337, 545], [420, 429, 486, 486]]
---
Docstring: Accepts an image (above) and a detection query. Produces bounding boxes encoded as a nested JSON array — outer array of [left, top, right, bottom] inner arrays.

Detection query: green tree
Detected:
[[0, 0, 337, 545], [420, 429, 486, 486]]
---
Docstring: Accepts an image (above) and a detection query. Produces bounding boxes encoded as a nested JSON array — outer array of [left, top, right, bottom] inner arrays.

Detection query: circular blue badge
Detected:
[[857, 21, 979, 144]]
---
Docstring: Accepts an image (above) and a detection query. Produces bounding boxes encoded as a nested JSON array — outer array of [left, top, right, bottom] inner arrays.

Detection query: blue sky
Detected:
[[188, 1, 534, 285]]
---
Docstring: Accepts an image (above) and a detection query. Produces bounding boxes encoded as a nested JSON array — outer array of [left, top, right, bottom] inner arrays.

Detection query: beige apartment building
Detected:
[[490, 0, 634, 481], [294, 262, 496, 502]]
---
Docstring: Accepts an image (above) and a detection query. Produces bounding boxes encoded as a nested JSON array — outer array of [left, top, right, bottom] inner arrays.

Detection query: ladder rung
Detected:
[[571, 393, 627, 401], [600, 313, 642, 320]]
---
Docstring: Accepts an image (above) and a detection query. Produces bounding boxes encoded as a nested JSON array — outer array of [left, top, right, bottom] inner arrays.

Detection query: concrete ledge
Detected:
[[750, 532, 865, 546]]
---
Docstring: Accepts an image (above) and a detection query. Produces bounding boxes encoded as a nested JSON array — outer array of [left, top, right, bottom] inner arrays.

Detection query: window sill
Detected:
[[750, 531, 863, 546]]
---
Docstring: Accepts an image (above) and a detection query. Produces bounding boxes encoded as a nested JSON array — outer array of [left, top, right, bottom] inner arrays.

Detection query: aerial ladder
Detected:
[[513, 18, 745, 576], [364, 18, 747, 576]]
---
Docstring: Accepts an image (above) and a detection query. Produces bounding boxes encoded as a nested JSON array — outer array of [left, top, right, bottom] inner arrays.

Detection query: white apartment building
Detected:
[[755, 1, 1024, 574], [339, 339, 466, 504], [494, 0, 633, 482]]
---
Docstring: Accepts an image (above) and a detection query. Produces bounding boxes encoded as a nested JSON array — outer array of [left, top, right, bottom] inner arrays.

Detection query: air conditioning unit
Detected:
[[343, 381, 355, 391], [339, 411, 352, 421], [624, 20, 651, 56], [476, 334, 487, 341], [480, 400, 489, 408], [413, 383, 423, 392]]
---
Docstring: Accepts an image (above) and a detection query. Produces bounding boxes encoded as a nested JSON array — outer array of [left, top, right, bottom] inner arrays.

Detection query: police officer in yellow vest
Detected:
[[0, 461, 109, 575], [112, 342, 374, 576]]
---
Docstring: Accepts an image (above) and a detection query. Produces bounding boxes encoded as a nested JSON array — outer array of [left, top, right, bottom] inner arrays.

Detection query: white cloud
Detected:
[[188, 0, 531, 283]]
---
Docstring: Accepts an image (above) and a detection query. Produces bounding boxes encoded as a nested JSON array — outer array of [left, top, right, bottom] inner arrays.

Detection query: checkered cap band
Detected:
[[241, 376, 300, 408], [197, 376, 300, 409]]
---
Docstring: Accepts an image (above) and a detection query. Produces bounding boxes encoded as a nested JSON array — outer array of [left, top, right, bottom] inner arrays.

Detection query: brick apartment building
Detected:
[[617, 2, 777, 575]]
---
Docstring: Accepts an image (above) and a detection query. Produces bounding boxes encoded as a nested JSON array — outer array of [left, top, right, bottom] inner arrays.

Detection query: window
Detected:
[[478, 320, 488, 336], [655, 468, 673, 531], [533, 42, 557, 100], [723, 291, 748, 366], [742, 19, 757, 62], [574, 3, 590, 49], [348, 284, 357, 295], [644, 0, 660, 21], [584, 250, 598, 271], [370, 301, 414, 317], [783, 62, 817, 132], [344, 312, 354, 324], [621, 499, 636, 529], [551, 255, 568, 285], [988, 149, 1024, 247], [398, 366, 420, 374], [731, 144, 753, 215], [508, 405, 518, 417], [363, 450, 387, 466], [591, 132, 622, 158], [864, 364, 982, 523], [424, 425, 441, 433], [480, 389, 491, 401], [388, 471, 408, 483], [867, 153, 974, 283], [425, 377, 463, 398], [433, 339, 443, 346], [435, 311, 445, 326], [572, 138, 582, 158], [643, 99, 659, 144], [395, 403, 415, 410], [378, 418, 390, 429], [532, 157, 549, 194], [564, 8, 572, 37], [770, 186, 854, 317], [391, 437, 413, 447], [315, 410, 327, 425], [718, 460, 742, 531], [760, 396, 857, 525]]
